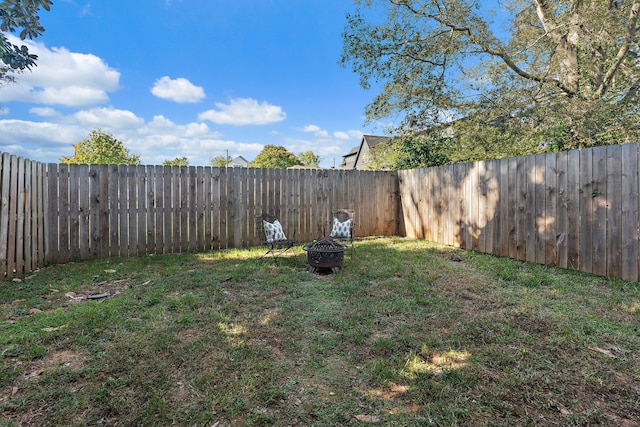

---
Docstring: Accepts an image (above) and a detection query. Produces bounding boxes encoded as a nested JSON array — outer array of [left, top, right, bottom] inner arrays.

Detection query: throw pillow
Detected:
[[263, 219, 287, 243], [330, 217, 351, 239]]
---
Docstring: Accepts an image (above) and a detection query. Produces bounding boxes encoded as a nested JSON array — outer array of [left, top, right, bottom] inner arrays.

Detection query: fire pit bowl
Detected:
[[304, 238, 346, 274]]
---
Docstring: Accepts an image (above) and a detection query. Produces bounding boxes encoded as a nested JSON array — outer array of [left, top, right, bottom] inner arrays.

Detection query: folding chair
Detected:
[[255, 213, 298, 264], [328, 209, 355, 254]]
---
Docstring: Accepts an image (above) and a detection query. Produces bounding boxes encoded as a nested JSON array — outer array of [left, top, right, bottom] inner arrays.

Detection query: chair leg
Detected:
[[260, 243, 300, 266]]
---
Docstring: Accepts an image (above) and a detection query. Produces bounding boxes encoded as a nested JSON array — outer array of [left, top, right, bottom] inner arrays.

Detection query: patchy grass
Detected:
[[1, 237, 639, 426]]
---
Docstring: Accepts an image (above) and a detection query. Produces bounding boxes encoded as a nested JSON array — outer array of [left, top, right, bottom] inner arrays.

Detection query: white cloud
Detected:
[[74, 107, 144, 129], [30, 107, 61, 117], [333, 131, 350, 140], [0, 110, 259, 166], [0, 119, 88, 161], [151, 76, 205, 103], [0, 35, 120, 107], [198, 98, 286, 125], [302, 124, 329, 138]]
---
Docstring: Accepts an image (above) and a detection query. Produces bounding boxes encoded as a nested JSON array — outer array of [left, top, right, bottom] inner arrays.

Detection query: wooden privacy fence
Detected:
[[398, 143, 640, 282], [0, 154, 400, 277], [2, 143, 640, 281], [44, 165, 399, 264]]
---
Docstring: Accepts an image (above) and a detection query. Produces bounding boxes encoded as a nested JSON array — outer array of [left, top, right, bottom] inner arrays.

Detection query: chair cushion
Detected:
[[330, 217, 351, 239], [263, 219, 287, 243]]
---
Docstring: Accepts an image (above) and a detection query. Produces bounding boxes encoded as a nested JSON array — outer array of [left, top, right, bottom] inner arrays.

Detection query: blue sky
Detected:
[[0, 0, 385, 167]]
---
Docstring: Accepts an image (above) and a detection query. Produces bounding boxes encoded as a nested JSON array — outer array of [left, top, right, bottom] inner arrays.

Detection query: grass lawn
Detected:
[[1, 237, 639, 426]]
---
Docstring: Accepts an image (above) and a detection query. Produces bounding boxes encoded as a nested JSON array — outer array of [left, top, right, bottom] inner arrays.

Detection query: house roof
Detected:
[[340, 135, 393, 169], [342, 146, 359, 158], [362, 135, 392, 149], [353, 135, 392, 169], [229, 155, 249, 167], [231, 155, 248, 163]]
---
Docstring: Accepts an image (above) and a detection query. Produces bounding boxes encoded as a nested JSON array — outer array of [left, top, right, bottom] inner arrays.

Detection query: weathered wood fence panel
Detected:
[[0, 153, 46, 278], [398, 143, 640, 282], [38, 165, 400, 268]]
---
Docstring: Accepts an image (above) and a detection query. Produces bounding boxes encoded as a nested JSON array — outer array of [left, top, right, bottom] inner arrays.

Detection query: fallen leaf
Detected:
[[65, 292, 85, 302], [25, 369, 44, 379], [355, 414, 381, 423], [28, 308, 42, 315], [11, 386, 18, 397], [42, 324, 67, 332], [589, 346, 617, 358], [104, 269, 116, 273]]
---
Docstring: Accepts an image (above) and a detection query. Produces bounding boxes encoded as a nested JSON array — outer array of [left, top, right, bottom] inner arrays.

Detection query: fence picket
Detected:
[[556, 152, 568, 268], [164, 166, 174, 254], [579, 149, 594, 272], [592, 146, 608, 276], [607, 146, 623, 278], [620, 144, 639, 281]]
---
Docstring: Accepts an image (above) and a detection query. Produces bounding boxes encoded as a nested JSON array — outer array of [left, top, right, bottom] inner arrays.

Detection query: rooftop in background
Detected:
[[341, 135, 392, 170]]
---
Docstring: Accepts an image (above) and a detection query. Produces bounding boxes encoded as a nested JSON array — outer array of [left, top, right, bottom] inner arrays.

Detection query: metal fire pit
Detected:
[[304, 238, 346, 274]]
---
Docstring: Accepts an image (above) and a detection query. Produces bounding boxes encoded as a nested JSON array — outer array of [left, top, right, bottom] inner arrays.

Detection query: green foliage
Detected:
[[396, 134, 451, 169], [162, 156, 189, 167], [60, 129, 141, 165], [0, 63, 17, 86], [209, 155, 230, 168], [248, 144, 302, 169], [364, 138, 402, 170], [341, 0, 640, 156], [0, 0, 52, 70], [296, 150, 320, 168]]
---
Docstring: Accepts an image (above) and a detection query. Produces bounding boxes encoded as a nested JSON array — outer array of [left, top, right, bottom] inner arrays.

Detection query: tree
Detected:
[[0, 64, 17, 86], [1, 0, 52, 71], [60, 129, 141, 165], [368, 133, 452, 170], [296, 151, 320, 168], [209, 155, 230, 168], [341, 0, 640, 153], [163, 156, 189, 167], [248, 145, 302, 169]]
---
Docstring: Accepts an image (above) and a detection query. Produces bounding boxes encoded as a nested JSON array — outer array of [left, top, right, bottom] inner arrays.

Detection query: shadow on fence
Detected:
[[398, 143, 639, 282]]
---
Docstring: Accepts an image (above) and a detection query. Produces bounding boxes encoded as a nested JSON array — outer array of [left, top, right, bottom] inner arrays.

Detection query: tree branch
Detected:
[[533, 0, 559, 41], [596, 1, 640, 97], [391, 0, 578, 96]]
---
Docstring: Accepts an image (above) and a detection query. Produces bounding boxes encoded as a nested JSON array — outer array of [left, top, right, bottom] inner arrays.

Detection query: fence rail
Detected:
[[2, 143, 640, 282], [398, 143, 640, 282]]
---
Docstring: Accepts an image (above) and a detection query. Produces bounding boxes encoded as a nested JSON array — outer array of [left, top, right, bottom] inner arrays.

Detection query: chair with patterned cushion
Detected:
[[328, 209, 355, 253], [256, 213, 298, 264]]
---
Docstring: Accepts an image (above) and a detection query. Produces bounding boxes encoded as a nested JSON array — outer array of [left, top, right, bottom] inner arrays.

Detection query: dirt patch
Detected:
[[23, 349, 87, 381]]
